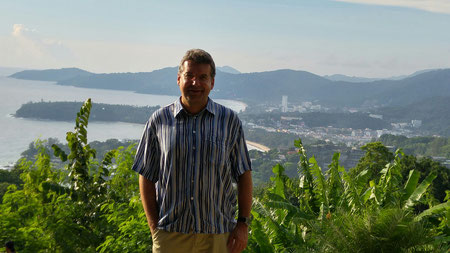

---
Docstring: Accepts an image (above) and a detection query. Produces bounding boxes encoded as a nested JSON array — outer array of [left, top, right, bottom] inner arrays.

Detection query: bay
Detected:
[[0, 75, 247, 168]]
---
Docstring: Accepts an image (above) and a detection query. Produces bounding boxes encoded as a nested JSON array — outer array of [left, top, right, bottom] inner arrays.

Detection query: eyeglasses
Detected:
[[183, 73, 210, 83]]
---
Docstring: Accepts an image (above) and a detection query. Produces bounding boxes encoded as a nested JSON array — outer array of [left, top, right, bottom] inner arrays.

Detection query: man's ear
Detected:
[[211, 78, 215, 90], [177, 73, 181, 86]]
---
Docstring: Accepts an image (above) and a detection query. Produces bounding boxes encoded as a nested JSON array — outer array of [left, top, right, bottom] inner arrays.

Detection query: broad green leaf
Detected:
[[404, 171, 437, 209], [415, 201, 450, 221], [270, 164, 286, 199], [402, 169, 420, 202]]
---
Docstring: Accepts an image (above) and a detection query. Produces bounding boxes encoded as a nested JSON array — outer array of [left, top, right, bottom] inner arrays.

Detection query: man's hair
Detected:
[[178, 49, 216, 78]]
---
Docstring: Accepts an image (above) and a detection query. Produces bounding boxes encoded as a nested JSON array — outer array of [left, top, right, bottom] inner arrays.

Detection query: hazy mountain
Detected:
[[323, 74, 380, 83], [0, 67, 28, 77], [10, 68, 93, 82], [373, 69, 450, 106], [323, 69, 437, 83], [59, 67, 179, 93], [386, 69, 438, 80], [9, 67, 450, 108], [217, 66, 241, 74]]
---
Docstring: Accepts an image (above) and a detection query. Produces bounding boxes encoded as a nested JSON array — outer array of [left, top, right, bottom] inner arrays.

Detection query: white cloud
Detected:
[[66, 40, 185, 73], [1, 24, 185, 73], [0, 24, 75, 69], [334, 0, 450, 14]]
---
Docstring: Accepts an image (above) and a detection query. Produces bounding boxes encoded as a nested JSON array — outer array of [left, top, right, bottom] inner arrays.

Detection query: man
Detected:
[[132, 49, 252, 253]]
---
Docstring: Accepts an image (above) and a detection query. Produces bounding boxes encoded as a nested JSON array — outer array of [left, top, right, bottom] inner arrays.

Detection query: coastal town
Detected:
[[241, 95, 450, 170]]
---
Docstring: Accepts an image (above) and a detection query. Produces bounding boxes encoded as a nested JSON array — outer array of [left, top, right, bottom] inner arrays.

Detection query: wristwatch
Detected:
[[237, 216, 251, 226]]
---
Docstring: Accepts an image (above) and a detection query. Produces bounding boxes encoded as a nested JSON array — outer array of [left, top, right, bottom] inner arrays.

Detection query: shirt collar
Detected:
[[174, 97, 216, 117]]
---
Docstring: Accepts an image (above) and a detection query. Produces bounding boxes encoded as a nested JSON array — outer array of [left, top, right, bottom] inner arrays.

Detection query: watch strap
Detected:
[[237, 216, 250, 225]]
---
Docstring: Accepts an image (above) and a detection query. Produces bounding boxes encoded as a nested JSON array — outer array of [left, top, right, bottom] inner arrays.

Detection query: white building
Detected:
[[411, 120, 422, 128], [281, 95, 288, 112]]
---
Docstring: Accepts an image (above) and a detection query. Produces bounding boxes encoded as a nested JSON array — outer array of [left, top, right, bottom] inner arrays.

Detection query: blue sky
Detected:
[[0, 0, 449, 77]]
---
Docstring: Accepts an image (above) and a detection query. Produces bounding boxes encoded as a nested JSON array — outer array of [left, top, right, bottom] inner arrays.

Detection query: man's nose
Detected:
[[192, 77, 200, 85]]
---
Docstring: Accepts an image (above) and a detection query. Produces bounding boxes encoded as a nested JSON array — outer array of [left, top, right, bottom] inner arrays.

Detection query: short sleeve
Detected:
[[131, 119, 161, 182], [230, 121, 252, 182]]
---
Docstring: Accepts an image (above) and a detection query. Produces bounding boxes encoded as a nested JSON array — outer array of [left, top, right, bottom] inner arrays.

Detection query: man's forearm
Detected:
[[139, 175, 159, 234], [228, 171, 253, 253], [237, 171, 252, 217]]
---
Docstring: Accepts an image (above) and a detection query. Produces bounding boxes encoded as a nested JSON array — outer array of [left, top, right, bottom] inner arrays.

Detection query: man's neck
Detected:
[[180, 97, 208, 115]]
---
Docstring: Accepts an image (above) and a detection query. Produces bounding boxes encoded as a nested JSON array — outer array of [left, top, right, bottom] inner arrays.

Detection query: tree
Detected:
[[350, 142, 395, 181]]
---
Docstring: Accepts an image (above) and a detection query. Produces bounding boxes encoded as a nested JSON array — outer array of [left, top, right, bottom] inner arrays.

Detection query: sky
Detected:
[[0, 0, 449, 78]]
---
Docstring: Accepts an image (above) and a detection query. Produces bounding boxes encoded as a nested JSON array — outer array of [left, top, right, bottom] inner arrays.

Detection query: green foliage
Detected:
[[314, 208, 435, 253], [379, 134, 450, 158], [2, 100, 449, 252], [350, 142, 395, 181], [0, 99, 150, 252], [96, 145, 152, 253], [248, 139, 448, 252], [0, 165, 22, 202], [398, 155, 450, 203]]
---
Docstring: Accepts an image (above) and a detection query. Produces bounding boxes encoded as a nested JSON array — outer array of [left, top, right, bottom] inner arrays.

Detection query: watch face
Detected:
[[238, 217, 250, 225]]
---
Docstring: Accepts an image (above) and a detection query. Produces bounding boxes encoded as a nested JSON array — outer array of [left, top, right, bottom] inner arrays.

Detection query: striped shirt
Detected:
[[132, 98, 251, 234]]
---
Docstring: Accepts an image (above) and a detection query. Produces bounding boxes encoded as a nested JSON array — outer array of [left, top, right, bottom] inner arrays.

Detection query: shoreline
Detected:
[[246, 140, 270, 152]]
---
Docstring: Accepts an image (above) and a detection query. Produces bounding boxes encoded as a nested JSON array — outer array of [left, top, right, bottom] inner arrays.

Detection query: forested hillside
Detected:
[[378, 134, 450, 159], [375, 96, 450, 136]]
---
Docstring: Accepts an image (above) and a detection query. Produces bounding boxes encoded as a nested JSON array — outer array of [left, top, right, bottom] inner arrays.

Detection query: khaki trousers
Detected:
[[152, 229, 230, 253]]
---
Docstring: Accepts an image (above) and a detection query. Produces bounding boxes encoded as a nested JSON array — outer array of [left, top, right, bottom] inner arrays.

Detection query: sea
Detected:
[[0, 75, 248, 169]]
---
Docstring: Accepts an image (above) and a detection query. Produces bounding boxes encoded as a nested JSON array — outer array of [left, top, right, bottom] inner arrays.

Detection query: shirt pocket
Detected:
[[202, 139, 228, 170]]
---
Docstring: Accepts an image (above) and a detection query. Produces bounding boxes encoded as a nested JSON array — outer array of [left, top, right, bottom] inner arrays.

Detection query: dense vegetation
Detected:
[[249, 139, 449, 252], [379, 134, 450, 159], [1, 100, 449, 252], [250, 141, 365, 186], [15, 101, 159, 124], [20, 137, 135, 163]]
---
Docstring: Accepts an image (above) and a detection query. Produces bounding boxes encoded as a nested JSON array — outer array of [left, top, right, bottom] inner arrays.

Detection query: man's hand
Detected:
[[227, 222, 249, 253], [139, 176, 159, 237]]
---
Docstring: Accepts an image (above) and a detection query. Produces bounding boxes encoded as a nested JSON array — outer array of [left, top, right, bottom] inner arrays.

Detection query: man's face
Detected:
[[177, 60, 215, 109]]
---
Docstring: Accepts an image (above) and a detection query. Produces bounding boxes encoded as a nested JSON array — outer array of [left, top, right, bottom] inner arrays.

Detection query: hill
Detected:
[[10, 67, 93, 82], [217, 66, 241, 74], [374, 96, 450, 136], [323, 69, 436, 83], [10, 67, 450, 108], [0, 67, 28, 76]]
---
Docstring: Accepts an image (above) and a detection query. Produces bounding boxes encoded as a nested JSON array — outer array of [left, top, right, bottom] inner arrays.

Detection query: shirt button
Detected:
[[193, 130, 196, 133], [191, 197, 194, 200], [193, 147, 196, 150]]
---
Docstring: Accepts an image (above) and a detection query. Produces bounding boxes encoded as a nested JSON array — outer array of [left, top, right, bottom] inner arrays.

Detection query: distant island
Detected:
[[15, 101, 159, 124]]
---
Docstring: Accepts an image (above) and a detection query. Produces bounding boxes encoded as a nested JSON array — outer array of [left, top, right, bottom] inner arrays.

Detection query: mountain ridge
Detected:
[[9, 67, 450, 108]]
